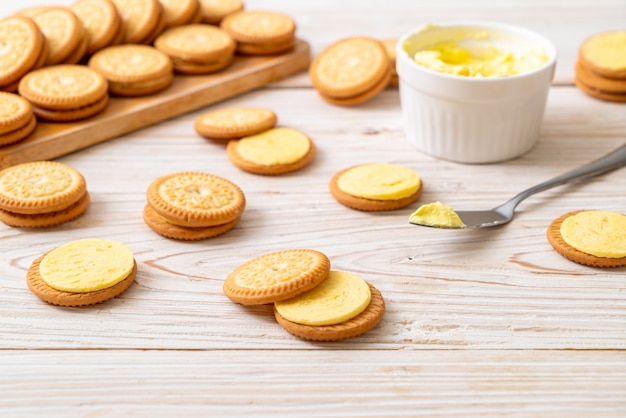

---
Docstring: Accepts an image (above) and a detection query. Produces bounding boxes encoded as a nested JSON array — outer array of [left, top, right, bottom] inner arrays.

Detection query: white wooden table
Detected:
[[1, 1, 625, 416]]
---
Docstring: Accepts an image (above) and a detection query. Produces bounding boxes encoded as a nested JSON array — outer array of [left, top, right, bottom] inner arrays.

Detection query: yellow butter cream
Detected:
[[408, 201, 465, 228], [236, 127, 310, 166], [39, 238, 135, 293], [338, 163, 421, 200], [560, 211, 626, 258], [274, 270, 371, 326]]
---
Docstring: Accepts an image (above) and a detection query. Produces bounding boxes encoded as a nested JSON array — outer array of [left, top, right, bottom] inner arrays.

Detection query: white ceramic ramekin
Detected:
[[396, 22, 557, 164]]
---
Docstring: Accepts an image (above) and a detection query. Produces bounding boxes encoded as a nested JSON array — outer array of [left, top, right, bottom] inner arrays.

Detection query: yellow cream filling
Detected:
[[236, 127, 310, 166], [275, 270, 371, 326], [560, 210, 626, 258], [583, 32, 626, 71], [412, 31, 549, 77], [409, 201, 465, 228], [337, 163, 421, 200], [39, 238, 135, 293]]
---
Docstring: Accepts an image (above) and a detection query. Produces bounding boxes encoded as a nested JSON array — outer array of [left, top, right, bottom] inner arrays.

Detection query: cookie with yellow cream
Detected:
[[546, 210, 626, 268], [329, 163, 422, 211], [578, 31, 626, 80], [274, 271, 385, 342], [194, 107, 277, 141], [226, 127, 316, 175], [26, 238, 137, 306]]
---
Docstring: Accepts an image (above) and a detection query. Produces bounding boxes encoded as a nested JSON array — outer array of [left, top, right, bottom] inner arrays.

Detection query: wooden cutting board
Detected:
[[0, 39, 311, 169]]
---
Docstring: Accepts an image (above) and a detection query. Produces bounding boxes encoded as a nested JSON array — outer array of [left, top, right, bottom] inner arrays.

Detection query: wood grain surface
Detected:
[[0, 0, 625, 416]]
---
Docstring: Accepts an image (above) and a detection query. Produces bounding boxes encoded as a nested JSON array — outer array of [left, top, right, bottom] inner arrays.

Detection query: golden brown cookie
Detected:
[[26, 239, 137, 307], [223, 249, 331, 305], [142, 203, 239, 240], [226, 127, 316, 175], [145, 170, 245, 227], [198, 0, 243, 25], [329, 164, 423, 211], [274, 282, 385, 342], [0, 92, 34, 135], [160, 0, 201, 28], [138, 1, 167, 45], [575, 62, 626, 94], [310, 37, 391, 104], [574, 76, 626, 103], [71, 0, 123, 57], [0, 16, 45, 89], [578, 31, 626, 80], [546, 210, 626, 268], [0, 190, 90, 228], [110, 0, 162, 44], [220, 10, 296, 55], [194, 107, 277, 141], [317, 70, 391, 107], [0, 115, 37, 147], [235, 38, 295, 55], [32, 7, 85, 66], [154, 24, 235, 74], [18, 64, 109, 121], [88, 44, 174, 96]]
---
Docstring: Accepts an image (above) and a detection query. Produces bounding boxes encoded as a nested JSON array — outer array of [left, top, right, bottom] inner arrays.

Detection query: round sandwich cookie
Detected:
[[144, 171, 245, 240], [71, 0, 123, 57], [226, 127, 316, 175], [574, 77, 626, 103], [0, 115, 37, 147], [110, 0, 163, 44], [88, 44, 174, 96], [154, 24, 235, 74], [220, 10, 296, 55], [0, 161, 89, 227], [223, 249, 331, 305], [198, 0, 244, 25], [32, 7, 86, 66], [575, 62, 626, 94], [381, 38, 399, 87], [274, 270, 385, 342], [329, 163, 422, 211], [26, 238, 137, 307], [0, 92, 35, 136], [194, 107, 277, 141], [159, 0, 201, 28], [547, 210, 626, 268], [0, 16, 45, 90], [310, 37, 391, 106], [18, 64, 109, 122], [578, 31, 626, 80]]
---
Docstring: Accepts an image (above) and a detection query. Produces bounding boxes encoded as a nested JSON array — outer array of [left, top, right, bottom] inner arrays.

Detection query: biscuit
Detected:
[[198, 0, 243, 25], [194, 107, 277, 141], [160, 0, 201, 28], [18, 64, 109, 121], [0, 115, 37, 147], [329, 163, 422, 211], [0, 16, 45, 89], [275, 282, 384, 342], [110, 0, 163, 44], [546, 210, 626, 268], [226, 127, 316, 175], [223, 249, 331, 305], [144, 171, 245, 239], [138, 1, 167, 45], [575, 62, 626, 94], [32, 7, 85, 66], [574, 77, 626, 103], [0, 92, 34, 135], [381, 38, 399, 87], [71, 0, 123, 56], [310, 37, 391, 105], [220, 11, 296, 55], [0, 190, 90, 228], [26, 239, 137, 307], [88, 44, 174, 96], [235, 38, 295, 56], [154, 24, 235, 74], [578, 31, 626, 80], [142, 203, 239, 240]]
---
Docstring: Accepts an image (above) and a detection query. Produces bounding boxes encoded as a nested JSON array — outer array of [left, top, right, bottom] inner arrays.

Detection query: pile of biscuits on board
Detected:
[[1, 1, 625, 343]]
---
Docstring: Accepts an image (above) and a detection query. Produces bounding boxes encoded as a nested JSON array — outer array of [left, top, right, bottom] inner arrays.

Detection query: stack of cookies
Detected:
[[575, 31, 626, 102], [154, 24, 236, 74], [223, 249, 385, 342], [0, 161, 90, 228], [221, 10, 297, 55], [143, 171, 246, 240], [18, 65, 110, 122], [0, 93, 37, 147], [0, 16, 46, 93], [310, 37, 392, 106]]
